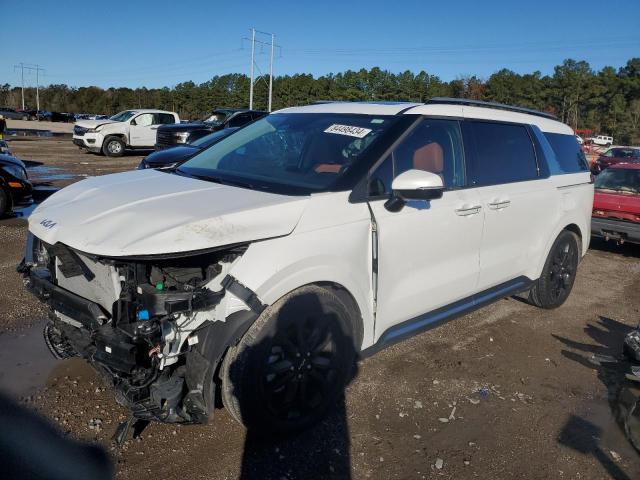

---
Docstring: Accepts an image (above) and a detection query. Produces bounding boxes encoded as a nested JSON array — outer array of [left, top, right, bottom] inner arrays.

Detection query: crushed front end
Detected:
[[18, 233, 258, 424]]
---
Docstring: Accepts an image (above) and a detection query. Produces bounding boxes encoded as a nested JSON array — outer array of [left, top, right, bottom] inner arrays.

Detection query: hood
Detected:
[[28, 169, 309, 257], [593, 190, 640, 220], [144, 145, 199, 167], [75, 119, 118, 129], [0, 153, 26, 169]]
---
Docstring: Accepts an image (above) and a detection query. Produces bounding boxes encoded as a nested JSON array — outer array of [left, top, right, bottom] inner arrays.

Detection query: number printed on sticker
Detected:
[[324, 124, 372, 138]]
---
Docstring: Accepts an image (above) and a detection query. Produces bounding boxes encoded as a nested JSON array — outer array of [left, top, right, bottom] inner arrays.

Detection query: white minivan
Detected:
[[21, 98, 593, 433]]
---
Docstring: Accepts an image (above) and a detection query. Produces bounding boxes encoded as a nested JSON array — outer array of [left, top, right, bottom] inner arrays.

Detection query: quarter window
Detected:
[[369, 118, 465, 196], [544, 132, 589, 173], [465, 121, 538, 186]]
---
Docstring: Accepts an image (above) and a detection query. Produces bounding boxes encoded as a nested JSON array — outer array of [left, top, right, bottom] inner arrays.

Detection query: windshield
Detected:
[[110, 110, 136, 122], [190, 127, 238, 148], [595, 168, 640, 194], [178, 113, 397, 194], [202, 112, 230, 124]]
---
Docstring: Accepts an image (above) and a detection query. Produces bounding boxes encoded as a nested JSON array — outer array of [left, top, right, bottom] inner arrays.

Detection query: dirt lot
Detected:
[[1, 137, 640, 479]]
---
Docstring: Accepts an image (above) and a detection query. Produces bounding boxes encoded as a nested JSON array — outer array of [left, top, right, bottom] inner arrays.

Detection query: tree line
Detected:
[[1, 58, 638, 143]]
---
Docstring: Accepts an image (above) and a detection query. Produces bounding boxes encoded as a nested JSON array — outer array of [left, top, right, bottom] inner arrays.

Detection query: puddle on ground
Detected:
[[27, 165, 78, 182], [0, 322, 62, 398], [6, 129, 71, 138]]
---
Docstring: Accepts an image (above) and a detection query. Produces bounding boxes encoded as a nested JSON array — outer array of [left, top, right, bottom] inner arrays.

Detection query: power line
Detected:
[[13, 63, 45, 110], [242, 28, 282, 111]]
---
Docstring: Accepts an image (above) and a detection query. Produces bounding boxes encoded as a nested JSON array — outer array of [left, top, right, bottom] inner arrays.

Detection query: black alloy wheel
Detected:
[[220, 285, 358, 434], [529, 230, 580, 309], [260, 313, 339, 422]]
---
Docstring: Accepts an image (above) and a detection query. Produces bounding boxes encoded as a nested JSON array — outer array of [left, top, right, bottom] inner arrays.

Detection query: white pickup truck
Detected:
[[73, 109, 179, 157]]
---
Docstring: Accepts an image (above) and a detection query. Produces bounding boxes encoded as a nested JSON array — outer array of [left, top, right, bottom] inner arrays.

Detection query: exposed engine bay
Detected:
[[18, 234, 261, 424]]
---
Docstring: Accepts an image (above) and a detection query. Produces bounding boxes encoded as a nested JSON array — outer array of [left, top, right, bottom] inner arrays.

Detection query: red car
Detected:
[[592, 163, 640, 244], [591, 147, 640, 174]]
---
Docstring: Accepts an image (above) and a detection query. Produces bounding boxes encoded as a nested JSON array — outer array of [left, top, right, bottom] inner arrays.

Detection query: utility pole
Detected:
[[35, 64, 43, 112], [243, 29, 281, 112], [268, 33, 275, 112], [249, 28, 256, 110], [13, 63, 25, 110]]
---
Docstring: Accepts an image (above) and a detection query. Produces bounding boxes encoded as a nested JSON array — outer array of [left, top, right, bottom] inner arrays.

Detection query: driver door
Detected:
[[367, 118, 484, 342], [129, 113, 158, 147]]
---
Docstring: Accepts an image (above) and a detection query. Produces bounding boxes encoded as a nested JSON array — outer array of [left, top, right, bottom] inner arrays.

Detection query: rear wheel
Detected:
[[529, 230, 580, 309], [102, 136, 125, 157], [221, 285, 358, 434]]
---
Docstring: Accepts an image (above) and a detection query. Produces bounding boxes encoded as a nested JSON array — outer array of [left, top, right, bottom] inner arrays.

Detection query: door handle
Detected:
[[488, 199, 511, 210], [455, 204, 482, 216]]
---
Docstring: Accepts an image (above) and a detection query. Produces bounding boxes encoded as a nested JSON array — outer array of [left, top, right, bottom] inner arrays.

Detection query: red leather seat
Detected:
[[413, 142, 444, 176]]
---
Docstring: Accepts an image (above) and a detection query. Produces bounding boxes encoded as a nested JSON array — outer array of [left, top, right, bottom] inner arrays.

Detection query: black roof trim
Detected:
[[426, 97, 557, 120]]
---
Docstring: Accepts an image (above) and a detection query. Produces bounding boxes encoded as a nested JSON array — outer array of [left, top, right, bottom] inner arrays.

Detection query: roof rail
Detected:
[[426, 97, 557, 120]]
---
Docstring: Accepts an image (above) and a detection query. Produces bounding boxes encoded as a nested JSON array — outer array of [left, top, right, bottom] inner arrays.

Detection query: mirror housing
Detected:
[[385, 169, 444, 212], [130, 119, 137, 126]]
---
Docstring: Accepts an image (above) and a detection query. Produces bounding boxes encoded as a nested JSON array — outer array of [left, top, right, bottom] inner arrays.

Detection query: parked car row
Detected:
[[0, 107, 113, 123], [72, 107, 266, 169]]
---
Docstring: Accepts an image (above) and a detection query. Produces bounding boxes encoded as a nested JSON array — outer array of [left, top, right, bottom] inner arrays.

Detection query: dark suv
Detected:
[[155, 108, 266, 149]]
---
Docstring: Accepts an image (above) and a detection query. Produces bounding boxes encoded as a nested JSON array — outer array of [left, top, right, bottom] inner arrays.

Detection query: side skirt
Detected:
[[360, 276, 533, 358]]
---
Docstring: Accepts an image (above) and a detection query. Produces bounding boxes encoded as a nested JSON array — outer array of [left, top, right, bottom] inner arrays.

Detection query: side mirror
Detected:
[[385, 169, 444, 212], [130, 119, 137, 126]]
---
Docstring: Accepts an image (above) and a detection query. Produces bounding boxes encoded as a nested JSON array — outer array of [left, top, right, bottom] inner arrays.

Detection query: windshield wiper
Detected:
[[175, 169, 263, 191]]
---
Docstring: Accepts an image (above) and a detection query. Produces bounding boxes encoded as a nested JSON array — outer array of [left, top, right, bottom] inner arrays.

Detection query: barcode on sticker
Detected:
[[324, 124, 372, 138]]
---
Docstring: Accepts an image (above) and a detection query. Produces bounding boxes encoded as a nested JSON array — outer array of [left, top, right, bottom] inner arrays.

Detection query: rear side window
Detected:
[[156, 113, 176, 125], [544, 133, 588, 173], [464, 121, 538, 186], [228, 113, 253, 128]]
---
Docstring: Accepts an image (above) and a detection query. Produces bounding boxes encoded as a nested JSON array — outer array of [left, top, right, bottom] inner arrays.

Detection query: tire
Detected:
[[221, 285, 358, 434], [528, 230, 580, 309], [0, 188, 10, 216], [102, 136, 125, 157], [21, 115, 28, 121]]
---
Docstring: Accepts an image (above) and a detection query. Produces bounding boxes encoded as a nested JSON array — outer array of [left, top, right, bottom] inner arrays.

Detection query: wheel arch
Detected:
[[310, 281, 365, 351], [530, 219, 587, 280]]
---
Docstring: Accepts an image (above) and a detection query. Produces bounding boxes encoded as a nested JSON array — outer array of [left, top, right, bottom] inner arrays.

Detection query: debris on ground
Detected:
[[435, 458, 444, 470]]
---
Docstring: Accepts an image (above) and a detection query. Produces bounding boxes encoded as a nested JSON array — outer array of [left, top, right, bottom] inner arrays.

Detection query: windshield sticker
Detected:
[[324, 124, 372, 138], [371, 119, 384, 124]]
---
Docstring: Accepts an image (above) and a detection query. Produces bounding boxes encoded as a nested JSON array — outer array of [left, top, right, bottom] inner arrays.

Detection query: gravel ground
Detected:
[[1, 137, 639, 479]]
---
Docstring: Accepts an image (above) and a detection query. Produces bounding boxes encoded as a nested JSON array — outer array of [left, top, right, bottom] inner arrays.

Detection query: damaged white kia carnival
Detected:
[[19, 98, 593, 433]]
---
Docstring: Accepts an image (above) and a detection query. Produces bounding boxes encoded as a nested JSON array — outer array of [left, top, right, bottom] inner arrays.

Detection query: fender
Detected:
[[528, 214, 588, 281]]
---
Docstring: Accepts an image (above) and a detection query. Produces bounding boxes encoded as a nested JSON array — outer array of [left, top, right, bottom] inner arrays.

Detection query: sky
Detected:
[[1, 0, 638, 89]]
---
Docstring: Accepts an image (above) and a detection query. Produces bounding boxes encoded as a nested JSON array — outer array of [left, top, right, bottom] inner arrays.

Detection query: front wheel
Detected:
[[102, 136, 125, 157], [220, 285, 358, 434], [529, 230, 580, 309]]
